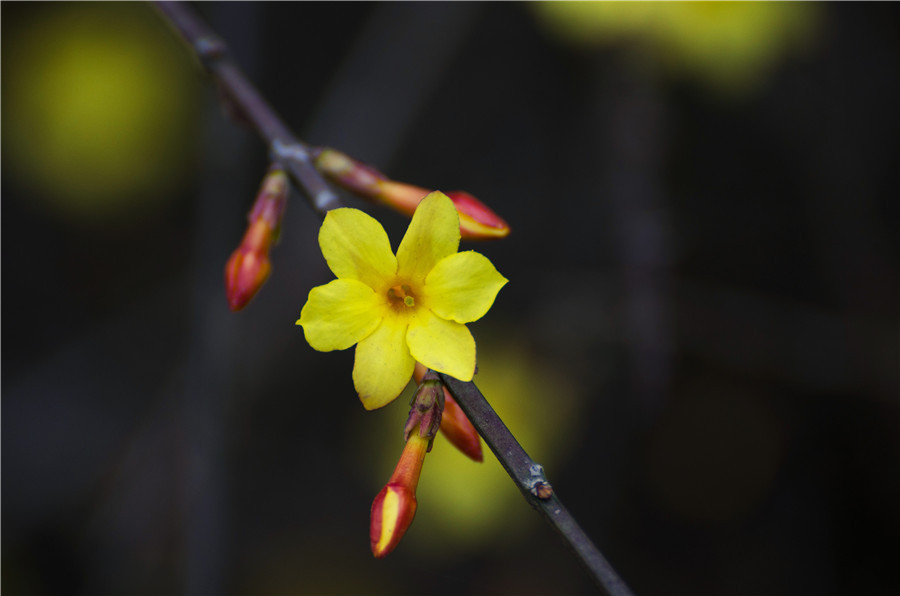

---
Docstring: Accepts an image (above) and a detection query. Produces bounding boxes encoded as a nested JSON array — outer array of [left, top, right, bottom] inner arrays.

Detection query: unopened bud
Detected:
[[224, 167, 288, 311], [370, 434, 430, 558], [439, 392, 483, 462], [224, 220, 273, 311], [314, 148, 510, 240]]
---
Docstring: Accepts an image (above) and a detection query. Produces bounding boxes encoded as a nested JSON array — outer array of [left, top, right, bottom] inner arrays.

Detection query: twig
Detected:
[[154, 3, 633, 593], [440, 375, 634, 596], [153, 1, 341, 214]]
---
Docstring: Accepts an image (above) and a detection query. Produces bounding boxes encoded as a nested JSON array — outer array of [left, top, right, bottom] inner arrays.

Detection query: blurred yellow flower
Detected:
[[297, 192, 507, 410], [532, 1, 819, 96]]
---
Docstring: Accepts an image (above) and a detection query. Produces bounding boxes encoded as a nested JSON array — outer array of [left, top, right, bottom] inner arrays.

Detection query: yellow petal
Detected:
[[353, 311, 416, 409], [297, 279, 384, 351], [396, 192, 460, 286], [406, 309, 476, 382], [424, 251, 508, 324], [320, 207, 397, 289]]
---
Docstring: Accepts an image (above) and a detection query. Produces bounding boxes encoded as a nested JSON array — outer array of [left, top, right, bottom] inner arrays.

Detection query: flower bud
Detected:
[[224, 220, 273, 311], [439, 392, 483, 463], [224, 167, 288, 311], [314, 148, 510, 240], [370, 434, 430, 558], [412, 364, 483, 462]]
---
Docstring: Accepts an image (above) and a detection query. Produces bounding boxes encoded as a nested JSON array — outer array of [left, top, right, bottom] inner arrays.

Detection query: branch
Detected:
[[440, 375, 634, 596], [155, 3, 633, 593], [153, 1, 341, 214]]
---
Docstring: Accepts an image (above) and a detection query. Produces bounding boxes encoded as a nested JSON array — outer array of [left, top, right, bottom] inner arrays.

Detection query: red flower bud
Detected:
[[224, 220, 273, 311], [314, 148, 510, 240], [439, 392, 483, 463], [224, 167, 288, 311], [370, 434, 430, 558]]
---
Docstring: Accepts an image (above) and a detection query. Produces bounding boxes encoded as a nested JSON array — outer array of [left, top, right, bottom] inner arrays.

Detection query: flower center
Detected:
[[387, 284, 416, 309]]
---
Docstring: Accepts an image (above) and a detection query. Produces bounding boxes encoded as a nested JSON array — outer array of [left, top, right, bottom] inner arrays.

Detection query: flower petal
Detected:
[[396, 192, 460, 286], [406, 309, 476, 382], [424, 251, 508, 324], [353, 311, 416, 410], [297, 279, 384, 351], [320, 207, 397, 289]]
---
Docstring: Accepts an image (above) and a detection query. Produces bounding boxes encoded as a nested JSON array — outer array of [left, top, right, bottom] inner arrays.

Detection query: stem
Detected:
[[153, 1, 341, 214], [156, 3, 633, 593], [440, 374, 634, 596]]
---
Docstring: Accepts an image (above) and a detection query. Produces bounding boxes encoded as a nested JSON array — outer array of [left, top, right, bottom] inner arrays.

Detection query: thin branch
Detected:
[[154, 1, 341, 214], [155, 3, 633, 593], [440, 375, 634, 596]]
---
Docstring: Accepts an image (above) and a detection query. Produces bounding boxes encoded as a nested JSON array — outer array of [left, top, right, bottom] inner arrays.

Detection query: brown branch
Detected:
[[154, 3, 633, 593], [154, 1, 341, 214], [440, 374, 634, 596]]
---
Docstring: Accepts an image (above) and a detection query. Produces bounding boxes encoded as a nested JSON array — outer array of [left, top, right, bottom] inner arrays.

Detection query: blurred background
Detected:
[[2, 2, 898, 594]]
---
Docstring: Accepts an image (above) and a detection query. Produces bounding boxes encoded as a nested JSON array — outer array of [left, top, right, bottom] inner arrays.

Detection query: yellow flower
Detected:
[[297, 191, 507, 410]]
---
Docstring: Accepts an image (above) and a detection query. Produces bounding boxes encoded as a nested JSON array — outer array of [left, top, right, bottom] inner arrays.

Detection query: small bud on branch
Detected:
[[438, 391, 484, 463], [313, 147, 510, 240], [224, 166, 288, 311], [370, 372, 450, 558], [370, 434, 430, 559]]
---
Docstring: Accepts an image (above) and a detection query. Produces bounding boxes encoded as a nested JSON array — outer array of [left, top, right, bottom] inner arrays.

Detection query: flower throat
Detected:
[[388, 284, 415, 308]]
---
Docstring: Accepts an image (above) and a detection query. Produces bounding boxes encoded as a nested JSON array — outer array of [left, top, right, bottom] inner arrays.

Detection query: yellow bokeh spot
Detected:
[[532, 1, 820, 96], [4, 3, 202, 222]]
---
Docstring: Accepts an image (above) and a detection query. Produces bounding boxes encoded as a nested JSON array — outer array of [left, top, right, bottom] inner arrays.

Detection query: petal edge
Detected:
[[424, 251, 507, 324], [297, 279, 384, 351], [406, 309, 476, 382]]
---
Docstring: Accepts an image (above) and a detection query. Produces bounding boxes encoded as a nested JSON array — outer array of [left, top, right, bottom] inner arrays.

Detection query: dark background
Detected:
[[3, 2, 898, 594]]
